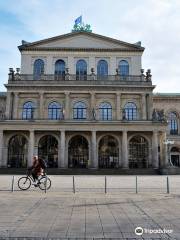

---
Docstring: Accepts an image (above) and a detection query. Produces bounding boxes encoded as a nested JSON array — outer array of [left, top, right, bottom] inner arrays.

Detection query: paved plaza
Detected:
[[0, 175, 180, 239]]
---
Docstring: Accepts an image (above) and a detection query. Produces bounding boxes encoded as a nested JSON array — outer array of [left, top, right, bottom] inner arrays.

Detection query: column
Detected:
[[0, 130, 3, 167], [91, 131, 98, 168], [122, 131, 128, 168], [28, 130, 34, 167], [39, 92, 44, 119], [13, 92, 18, 119], [160, 131, 168, 168], [152, 131, 159, 168], [5, 91, 12, 119], [59, 130, 66, 168], [142, 93, 146, 120], [116, 92, 121, 120], [64, 92, 70, 120]]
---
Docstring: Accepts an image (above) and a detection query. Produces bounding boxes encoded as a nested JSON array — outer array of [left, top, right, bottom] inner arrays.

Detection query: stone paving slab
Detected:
[[0, 190, 179, 239], [0, 175, 180, 239]]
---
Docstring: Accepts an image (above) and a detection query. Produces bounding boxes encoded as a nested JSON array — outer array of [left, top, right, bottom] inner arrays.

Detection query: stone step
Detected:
[[0, 168, 160, 175]]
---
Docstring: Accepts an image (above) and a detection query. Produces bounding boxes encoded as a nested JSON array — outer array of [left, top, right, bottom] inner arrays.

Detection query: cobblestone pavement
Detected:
[[0, 176, 180, 239]]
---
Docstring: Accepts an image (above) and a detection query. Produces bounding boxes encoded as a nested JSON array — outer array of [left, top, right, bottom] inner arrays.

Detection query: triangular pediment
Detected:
[[19, 32, 144, 51]]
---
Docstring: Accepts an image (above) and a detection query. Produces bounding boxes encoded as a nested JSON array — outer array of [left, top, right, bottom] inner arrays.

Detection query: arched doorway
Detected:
[[98, 135, 119, 168], [129, 136, 149, 168], [68, 135, 89, 168], [38, 135, 58, 168], [8, 135, 28, 168], [170, 147, 180, 167]]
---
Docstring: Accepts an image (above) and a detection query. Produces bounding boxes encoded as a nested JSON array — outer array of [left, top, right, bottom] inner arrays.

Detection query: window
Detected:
[[73, 101, 87, 119], [124, 102, 137, 120], [97, 60, 108, 78], [119, 60, 129, 76], [76, 59, 87, 80], [48, 102, 62, 120], [99, 102, 112, 120], [22, 101, 35, 120], [55, 60, 65, 80], [33, 59, 44, 80], [168, 112, 178, 135]]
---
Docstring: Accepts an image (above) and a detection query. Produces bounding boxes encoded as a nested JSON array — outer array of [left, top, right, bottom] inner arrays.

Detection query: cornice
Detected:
[[19, 47, 144, 52]]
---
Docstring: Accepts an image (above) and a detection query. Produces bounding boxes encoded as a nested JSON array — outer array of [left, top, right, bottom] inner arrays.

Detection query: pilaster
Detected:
[[116, 92, 121, 120], [5, 91, 12, 119], [142, 93, 146, 120], [28, 130, 34, 167], [13, 92, 19, 119], [65, 92, 70, 120], [59, 130, 66, 168], [91, 131, 98, 168], [0, 131, 3, 167], [122, 131, 128, 168], [152, 131, 159, 168], [39, 92, 44, 119]]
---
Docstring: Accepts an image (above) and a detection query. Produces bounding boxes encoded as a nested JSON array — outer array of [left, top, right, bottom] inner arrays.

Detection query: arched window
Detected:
[[168, 112, 178, 135], [119, 60, 129, 76], [33, 59, 44, 80], [97, 60, 108, 78], [22, 101, 35, 120], [124, 102, 137, 120], [48, 102, 62, 120], [73, 101, 87, 119], [54, 60, 65, 80], [76, 59, 87, 80], [99, 102, 112, 120]]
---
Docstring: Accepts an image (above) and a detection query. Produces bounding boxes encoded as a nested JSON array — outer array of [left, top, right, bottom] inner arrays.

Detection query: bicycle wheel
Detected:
[[18, 177, 31, 190], [38, 176, 51, 190]]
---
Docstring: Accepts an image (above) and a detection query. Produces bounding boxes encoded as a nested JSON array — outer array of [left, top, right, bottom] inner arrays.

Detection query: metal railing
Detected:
[[1, 175, 180, 194]]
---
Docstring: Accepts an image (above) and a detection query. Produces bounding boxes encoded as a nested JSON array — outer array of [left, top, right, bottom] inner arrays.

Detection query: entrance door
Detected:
[[129, 136, 149, 168], [98, 135, 119, 168], [68, 135, 89, 168], [38, 135, 58, 167]]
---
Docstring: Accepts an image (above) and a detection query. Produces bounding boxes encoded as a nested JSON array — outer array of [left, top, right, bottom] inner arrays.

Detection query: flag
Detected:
[[75, 16, 82, 25]]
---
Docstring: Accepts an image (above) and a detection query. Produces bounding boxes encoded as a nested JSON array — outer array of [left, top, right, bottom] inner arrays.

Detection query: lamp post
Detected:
[[163, 139, 174, 166]]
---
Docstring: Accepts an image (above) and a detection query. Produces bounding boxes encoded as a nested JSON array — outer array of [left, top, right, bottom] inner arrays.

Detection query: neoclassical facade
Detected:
[[0, 31, 179, 172]]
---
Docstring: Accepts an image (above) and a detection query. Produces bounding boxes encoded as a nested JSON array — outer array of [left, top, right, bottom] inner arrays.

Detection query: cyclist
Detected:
[[29, 156, 46, 186]]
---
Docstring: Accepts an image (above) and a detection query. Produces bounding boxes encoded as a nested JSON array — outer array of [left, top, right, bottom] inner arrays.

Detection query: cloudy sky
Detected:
[[0, 0, 179, 92]]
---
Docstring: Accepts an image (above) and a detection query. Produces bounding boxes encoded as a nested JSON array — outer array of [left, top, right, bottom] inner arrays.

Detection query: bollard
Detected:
[[135, 176, 138, 194], [167, 176, 170, 194], [105, 176, 107, 194], [11, 176, 15, 192], [44, 176, 47, 194], [73, 176, 75, 193]]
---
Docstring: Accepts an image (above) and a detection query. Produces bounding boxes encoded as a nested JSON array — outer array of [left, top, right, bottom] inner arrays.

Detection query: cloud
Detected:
[[0, 0, 180, 92]]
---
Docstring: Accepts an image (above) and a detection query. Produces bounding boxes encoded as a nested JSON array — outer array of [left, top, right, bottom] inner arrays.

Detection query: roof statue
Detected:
[[72, 16, 92, 33]]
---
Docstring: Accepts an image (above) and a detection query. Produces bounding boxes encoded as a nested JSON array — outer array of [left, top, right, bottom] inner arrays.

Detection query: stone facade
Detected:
[[0, 31, 179, 171]]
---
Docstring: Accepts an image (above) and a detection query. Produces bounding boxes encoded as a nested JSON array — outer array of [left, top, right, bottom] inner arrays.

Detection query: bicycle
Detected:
[[18, 170, 51, 191]]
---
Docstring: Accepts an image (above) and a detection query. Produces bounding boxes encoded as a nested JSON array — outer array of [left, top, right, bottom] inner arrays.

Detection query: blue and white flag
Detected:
[[75, 16, 82, 25]]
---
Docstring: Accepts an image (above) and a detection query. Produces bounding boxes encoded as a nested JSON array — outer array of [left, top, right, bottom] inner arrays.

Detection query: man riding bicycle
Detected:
[[28, 156, 47, 186]]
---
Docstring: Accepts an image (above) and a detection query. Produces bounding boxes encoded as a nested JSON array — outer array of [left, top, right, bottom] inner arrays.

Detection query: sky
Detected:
[[0, 0, 180, 92]]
